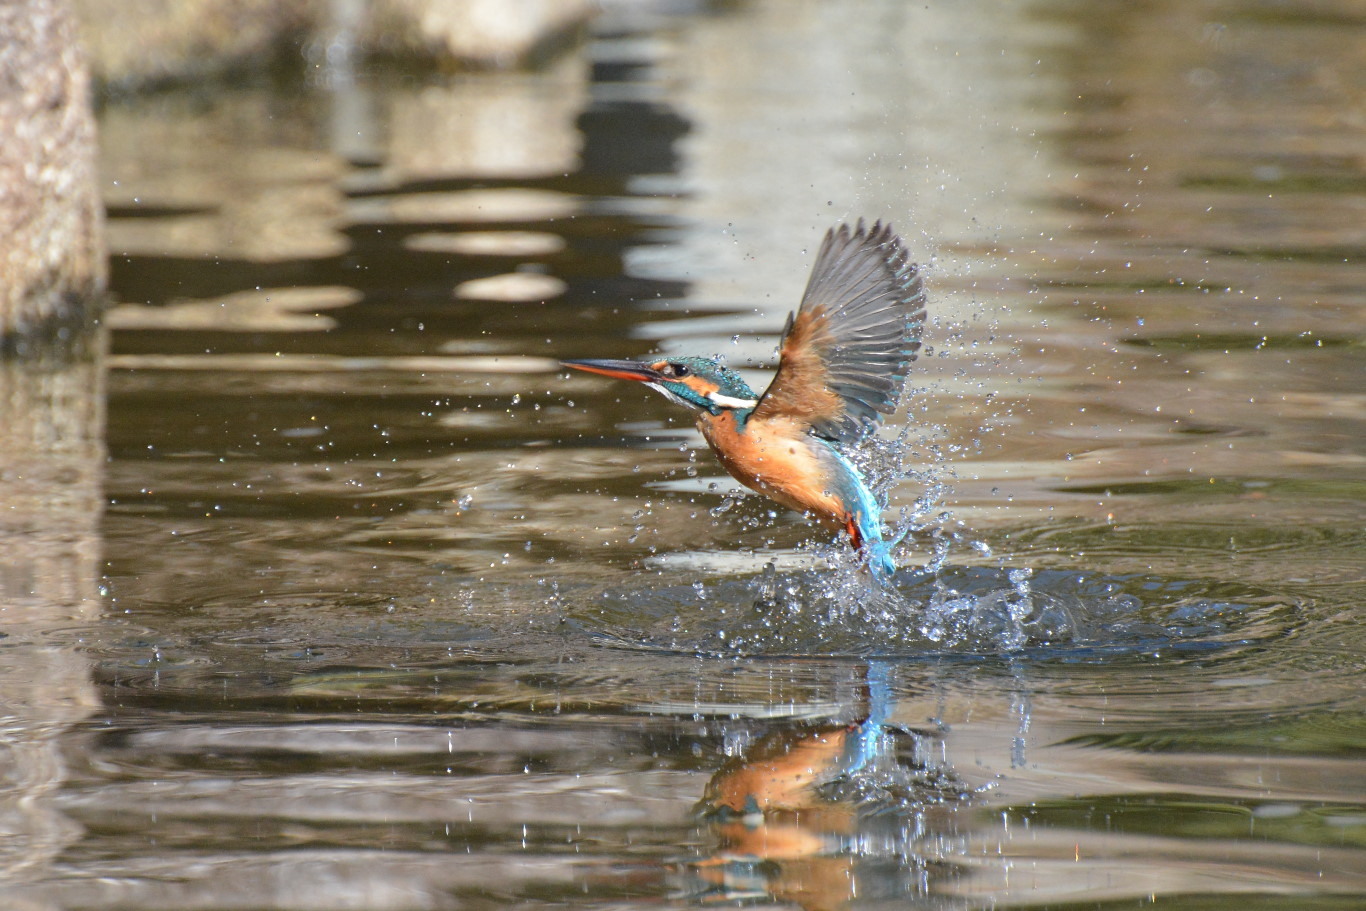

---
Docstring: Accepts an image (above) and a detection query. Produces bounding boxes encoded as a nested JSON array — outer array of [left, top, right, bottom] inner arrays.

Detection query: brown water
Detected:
[[4, 1, 1364, 908]]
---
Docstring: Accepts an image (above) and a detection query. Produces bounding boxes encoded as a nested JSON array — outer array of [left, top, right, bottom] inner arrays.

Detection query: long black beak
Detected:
[[560, 359, 662, 383]]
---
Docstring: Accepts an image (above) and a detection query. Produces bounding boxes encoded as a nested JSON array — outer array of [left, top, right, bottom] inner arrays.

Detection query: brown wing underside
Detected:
[[752, 220, 926, 442], [750, 305, 844, 429]]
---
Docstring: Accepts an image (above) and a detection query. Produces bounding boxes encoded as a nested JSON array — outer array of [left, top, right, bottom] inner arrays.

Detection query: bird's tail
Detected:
[[826, 446, 898, 582], [847, 509, 897, 582], [865, 538, 897, 582]]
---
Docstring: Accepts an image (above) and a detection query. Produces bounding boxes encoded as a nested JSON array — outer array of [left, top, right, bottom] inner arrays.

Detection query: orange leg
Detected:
[[843, 514, 865, 554]]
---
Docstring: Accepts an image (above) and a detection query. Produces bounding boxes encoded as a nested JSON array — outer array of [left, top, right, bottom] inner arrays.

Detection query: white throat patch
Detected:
[[707, 391, 758, 409]]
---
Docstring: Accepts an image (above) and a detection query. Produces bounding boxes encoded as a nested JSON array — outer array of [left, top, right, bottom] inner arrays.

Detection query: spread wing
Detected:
[[752, 220, 926, 442]]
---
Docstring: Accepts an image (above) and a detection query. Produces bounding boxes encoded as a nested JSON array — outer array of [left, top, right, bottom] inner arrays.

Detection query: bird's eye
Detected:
[[669, 363, 690, 377]]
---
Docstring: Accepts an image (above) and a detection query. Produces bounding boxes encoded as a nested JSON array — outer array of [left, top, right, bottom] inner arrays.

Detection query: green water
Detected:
[[3, 1, 1363, 908]]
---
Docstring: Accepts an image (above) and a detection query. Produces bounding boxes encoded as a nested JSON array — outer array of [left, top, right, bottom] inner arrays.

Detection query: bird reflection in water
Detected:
[[677, 663, 969, 910]]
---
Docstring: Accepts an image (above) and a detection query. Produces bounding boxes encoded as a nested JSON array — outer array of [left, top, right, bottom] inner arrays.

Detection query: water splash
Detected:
[[582, 565, 1295, 660]]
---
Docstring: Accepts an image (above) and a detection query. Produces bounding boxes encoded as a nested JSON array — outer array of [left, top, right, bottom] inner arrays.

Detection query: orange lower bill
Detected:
[[560, 359, 661, 383]]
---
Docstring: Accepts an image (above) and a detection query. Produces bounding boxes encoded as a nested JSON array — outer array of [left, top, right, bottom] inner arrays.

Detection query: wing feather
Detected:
[[753, 220, 927, 441]]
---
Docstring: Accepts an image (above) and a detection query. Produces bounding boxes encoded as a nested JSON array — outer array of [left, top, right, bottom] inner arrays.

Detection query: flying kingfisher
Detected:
[[564, 220, 926, 578]]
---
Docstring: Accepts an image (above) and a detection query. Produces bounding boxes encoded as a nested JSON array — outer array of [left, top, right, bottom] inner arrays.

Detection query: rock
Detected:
[[73, 0, 314, 91], [0, 0, 106, 347], [71, 0, 597, 89], [368, 0, 595, 69]]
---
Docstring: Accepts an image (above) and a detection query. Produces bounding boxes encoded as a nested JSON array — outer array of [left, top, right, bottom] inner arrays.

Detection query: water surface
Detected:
[[4, 1, 1364, 908]]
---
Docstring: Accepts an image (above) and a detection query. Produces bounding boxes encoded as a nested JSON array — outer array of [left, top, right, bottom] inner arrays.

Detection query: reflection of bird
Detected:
[[693, 724, 860, 911], [690, 662, 903, 911], [564, 220, 926, 577]]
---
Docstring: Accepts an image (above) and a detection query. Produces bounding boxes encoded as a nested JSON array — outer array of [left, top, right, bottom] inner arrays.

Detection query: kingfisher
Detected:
[[564, 220, 926, 579]]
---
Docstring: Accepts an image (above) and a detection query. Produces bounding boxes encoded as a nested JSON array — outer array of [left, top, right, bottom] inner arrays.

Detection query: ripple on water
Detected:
[[573, 564, 1302, 662]]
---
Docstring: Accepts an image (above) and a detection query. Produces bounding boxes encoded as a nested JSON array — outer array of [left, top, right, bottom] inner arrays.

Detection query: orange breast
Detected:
[[696, 411, 847, 531]]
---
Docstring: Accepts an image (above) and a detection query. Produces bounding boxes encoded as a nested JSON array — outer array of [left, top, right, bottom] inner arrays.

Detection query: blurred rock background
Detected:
[[76, 0, 595, 93], [0, 0, 104, 344], [2, 0, 595, 343]]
